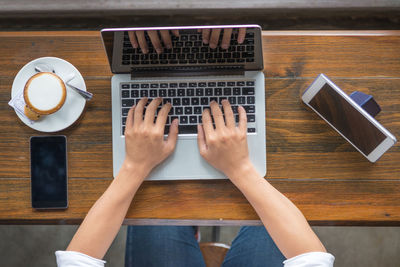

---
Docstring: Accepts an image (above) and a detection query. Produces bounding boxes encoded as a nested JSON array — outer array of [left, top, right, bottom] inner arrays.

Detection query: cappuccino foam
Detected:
[[26, 73, 64, 112]]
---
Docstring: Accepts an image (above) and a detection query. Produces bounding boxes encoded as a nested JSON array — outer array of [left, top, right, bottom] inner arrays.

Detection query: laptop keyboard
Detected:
[[122, 29, 255, 65], [120, 80, 256, 135]]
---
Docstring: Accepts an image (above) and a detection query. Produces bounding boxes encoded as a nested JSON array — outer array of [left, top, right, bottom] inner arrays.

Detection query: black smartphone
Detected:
[[30, 135, 68, 209]]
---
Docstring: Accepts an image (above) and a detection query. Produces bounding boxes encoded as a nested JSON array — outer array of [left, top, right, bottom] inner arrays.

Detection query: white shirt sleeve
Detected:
[[55, 251, 106, 267], [284, 252, 335, 267]]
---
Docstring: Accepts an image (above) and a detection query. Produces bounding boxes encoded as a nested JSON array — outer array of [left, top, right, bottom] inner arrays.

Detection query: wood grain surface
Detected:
[[0, 31, 399, 225]]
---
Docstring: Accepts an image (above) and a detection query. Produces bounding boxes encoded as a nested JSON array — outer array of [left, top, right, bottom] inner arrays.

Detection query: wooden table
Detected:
[[0, 31, 399, 226]]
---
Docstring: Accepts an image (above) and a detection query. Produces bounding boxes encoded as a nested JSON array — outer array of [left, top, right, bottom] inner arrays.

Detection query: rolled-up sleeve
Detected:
[[56, 251, 106, 267], [284, 252, 335, 267]]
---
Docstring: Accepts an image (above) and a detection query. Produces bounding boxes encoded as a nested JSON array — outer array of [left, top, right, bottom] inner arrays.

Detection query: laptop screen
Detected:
[[101, 25, 263, 74]]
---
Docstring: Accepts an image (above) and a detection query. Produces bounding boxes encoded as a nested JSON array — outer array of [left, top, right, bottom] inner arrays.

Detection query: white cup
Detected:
[[23, 72, 66, 120]]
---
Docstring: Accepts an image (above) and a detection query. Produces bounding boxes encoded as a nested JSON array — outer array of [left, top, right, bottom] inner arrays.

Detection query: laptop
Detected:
[[100, 25, 266, 180]]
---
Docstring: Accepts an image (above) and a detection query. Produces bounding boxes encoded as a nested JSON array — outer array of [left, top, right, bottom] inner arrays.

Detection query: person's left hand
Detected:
[[123, 98, 179, 179]]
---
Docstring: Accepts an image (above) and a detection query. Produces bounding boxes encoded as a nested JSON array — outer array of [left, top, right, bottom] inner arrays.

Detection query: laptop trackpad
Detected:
[[148, 137, 224, 180]]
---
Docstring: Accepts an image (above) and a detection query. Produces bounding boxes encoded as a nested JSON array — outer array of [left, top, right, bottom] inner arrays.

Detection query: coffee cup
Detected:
[[23, 72, 67, 120]]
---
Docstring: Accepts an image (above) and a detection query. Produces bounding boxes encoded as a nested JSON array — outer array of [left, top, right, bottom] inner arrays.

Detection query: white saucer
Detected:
[[11, 57, 86, 132]]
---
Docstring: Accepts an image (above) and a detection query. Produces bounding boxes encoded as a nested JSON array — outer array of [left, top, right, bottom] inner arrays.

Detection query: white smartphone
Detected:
[[302, 74, 397, 162]]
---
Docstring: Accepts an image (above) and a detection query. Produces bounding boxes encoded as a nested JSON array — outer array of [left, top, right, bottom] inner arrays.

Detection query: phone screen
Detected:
[[309, 83, 386, 155], [30, 136, 68, 209]]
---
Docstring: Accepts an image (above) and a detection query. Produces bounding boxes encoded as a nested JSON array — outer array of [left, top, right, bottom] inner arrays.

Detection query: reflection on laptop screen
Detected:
[[101, 25, 263, 75]]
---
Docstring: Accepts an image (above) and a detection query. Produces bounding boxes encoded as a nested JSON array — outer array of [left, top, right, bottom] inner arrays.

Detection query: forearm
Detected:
[[231, 163, 326, 259], [66, 162, 146, 259]]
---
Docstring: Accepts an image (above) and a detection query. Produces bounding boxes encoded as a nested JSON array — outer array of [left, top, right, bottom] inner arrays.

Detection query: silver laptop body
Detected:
[[100, 25, 266, 180]]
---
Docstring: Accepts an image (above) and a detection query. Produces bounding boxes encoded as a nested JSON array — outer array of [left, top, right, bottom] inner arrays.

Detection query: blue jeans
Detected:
[[125, 226, 285, 267]]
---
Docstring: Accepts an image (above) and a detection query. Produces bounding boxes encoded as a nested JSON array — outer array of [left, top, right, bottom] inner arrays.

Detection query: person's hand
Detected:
[[128, 30, 180, 54], [123, 98, 179, 179], [199, 28, 246, 49], [197, 100, 251, 180]]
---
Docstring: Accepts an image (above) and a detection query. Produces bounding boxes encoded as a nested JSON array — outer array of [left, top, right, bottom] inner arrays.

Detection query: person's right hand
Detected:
[[128, 30, 180, 54], [197, 100, 252, 180]]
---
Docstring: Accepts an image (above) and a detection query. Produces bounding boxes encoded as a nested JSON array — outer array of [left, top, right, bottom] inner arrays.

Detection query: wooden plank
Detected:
[[0, 179, 399, 225]]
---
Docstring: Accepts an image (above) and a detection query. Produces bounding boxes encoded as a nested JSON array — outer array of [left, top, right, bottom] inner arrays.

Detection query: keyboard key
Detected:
[[173, 98, 181, 106], [187, 89, 195, 96], [168, 89, 176, 97], [122, 90, 130, 98], [247, 114, 255, 122], [122, 126, 126, 134], [170, 83, 178, 88], [214, 88, 222, 96], [163, 98, 171, 104], [247, 96, 255, 104], [246, 81, 255, 86], [178, 125, 197, 134], [150, 83, 159, 88], [180, 116, 188, 124], [160, 83, 168, 88], [210, 97, 218, 103], [185, 107, 193, 114], [217, 82, 226, 86], [122, 99, 134, 107], [243, 87, 255, 95], [131, 84, 139, 89], [223, 88, 232, 96], [122, 108, 130, 116], [201, 97, 208, 105], [247, 128, 256, 133], [228, 96, 236, 104], [231, 105, 238, 114], [179, 82, 188, 87], [176, 107, 183, 115], [208, 82, 216, 87], [182, 98, 190, 105], [238, 96, 245, 104], [189, 116, 197, 124], [122, 84, 130, 89], [140, 90, 148, 97], [237, 81, 245, 86], [122, 117, 127, 125], [191, 98, 200, 105], [177, 89, 185, 96], [233, 87, 241, 95], [150, 90, 157, 97], [219, 97, 227, 104], [141, 84, 149, 88], [194, 106, 202, 114], [244, 105, 255, 113], [198, 82, 207, 87], [159, 89, 167, 97], [189, 82, 197, 87], [205, 88, 213, 96], [196, 88, 204, 96]]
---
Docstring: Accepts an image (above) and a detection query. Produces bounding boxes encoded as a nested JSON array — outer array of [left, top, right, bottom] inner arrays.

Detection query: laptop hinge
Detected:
[[130, 65, 245, 79]]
